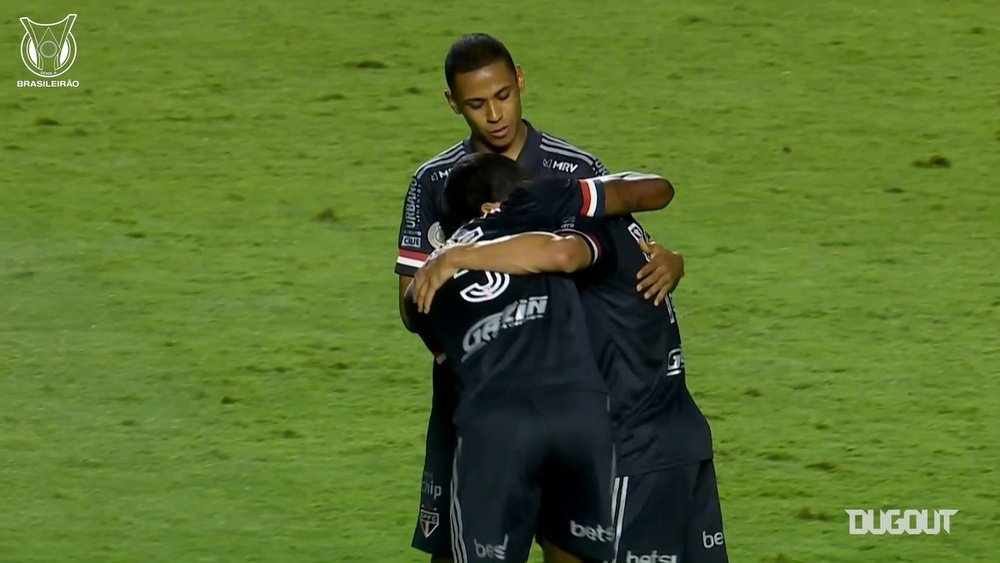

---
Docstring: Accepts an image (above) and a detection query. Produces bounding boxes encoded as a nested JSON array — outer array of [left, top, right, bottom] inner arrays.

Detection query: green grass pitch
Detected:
[[1, 1, 998, 561]]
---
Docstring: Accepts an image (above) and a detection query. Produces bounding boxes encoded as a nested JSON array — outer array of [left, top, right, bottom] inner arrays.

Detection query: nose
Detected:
[[486, 102, 502, 123]]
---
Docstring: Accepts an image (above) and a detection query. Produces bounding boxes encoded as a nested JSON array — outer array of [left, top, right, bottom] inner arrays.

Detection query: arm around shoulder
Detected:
[[600, 173, 674, 216]]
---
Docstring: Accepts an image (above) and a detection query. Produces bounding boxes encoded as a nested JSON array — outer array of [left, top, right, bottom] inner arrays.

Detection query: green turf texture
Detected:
[[1, 1, 998, 561]]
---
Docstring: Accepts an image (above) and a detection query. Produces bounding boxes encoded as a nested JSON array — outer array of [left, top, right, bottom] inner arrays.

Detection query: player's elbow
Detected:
[[549, 238, 590, 273], [646, 178, 675, 210]]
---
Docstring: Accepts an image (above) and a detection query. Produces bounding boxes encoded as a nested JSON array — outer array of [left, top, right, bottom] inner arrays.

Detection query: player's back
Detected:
[[426, 214, 617, 563], [570, 215, 713, 475], [416, 212, 605, 429]]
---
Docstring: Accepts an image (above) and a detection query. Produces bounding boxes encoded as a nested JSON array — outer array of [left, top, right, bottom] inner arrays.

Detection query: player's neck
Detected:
[[471, 120, 529, 161]]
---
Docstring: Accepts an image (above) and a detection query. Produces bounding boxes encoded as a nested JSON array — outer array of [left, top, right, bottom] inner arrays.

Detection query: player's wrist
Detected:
[[444, 244, 471, 270]]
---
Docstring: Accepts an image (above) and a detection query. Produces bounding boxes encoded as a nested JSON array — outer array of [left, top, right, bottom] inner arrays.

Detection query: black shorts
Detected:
[[611, 459, 728, 563], [450, 389, 616, 563], [410, 360, 458, 557]]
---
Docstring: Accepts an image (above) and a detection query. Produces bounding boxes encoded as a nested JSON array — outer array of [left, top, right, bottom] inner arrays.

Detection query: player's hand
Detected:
[[414, 246, 463, 314], [636, 241, 684, 306]]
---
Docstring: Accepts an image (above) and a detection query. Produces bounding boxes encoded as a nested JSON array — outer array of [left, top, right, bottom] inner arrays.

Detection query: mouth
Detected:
[[488, 125, 509, 140]]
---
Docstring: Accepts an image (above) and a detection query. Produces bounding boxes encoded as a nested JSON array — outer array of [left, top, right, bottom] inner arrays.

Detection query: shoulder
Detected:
[[537, 131, 606, 175], [412, 141, 467, 185], [505, 179, 572, 207], [449, 221, 490, 245]]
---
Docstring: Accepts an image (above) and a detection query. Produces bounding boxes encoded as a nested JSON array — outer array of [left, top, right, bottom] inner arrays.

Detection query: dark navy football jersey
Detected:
[[564, 215, 714, 474], [395, 120, 608, 277], [406, 179, 609, 428]]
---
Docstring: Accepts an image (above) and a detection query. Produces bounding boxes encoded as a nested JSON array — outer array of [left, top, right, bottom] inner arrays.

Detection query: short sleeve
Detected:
[[396, 176, 443, 276], [588, 156, 610, 177], [526, 177, 608, 223], [556, 216, 614, 268]]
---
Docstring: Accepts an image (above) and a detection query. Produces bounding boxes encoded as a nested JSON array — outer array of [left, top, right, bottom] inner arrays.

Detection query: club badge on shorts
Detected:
[[419, 507, 440, 538]]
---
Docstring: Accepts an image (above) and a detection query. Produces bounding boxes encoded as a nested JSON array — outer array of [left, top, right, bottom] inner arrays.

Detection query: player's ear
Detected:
[[445, 90, 460, 114], [480, 202, 501, 215], [515, 65, 525, 93]]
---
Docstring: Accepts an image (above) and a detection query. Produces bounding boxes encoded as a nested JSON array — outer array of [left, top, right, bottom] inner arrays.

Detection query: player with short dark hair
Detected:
[[405, 153, 676, 563], [444, 33, 517, 99], [414, 155, 728, 563], [396, 34, 685, 562]]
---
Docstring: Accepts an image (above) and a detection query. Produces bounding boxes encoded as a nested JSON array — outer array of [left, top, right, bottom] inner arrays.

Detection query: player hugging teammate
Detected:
[[396, 34, 728, 563]]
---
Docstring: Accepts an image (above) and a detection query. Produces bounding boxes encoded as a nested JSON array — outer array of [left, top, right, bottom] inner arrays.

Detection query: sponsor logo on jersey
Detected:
[[666, 347, 684, 377], [403, 178, 421, 232], [430, 168, 451, 182], [543, 158, 580, 174], [462, 296, 548, 360]]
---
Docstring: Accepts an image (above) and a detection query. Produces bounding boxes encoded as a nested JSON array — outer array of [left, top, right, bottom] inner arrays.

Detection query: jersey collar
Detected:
[[462, 119, 542, 170]]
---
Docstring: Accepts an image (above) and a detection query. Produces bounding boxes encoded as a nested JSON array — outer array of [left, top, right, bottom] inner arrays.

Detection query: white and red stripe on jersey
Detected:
[[578, 178, 605, 218], [397, 248, 429, 270]]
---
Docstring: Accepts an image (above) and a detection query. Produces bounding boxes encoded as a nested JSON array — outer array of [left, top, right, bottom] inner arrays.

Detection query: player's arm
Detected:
[[448, 232, 595, 274], [404, 281, 447, 357], [399, 275, 417, 332], [591, 171, 682, 304], [595, 172, 675, 216], [395, 176, 440, 331], [576, 165, 683, 305], [534, 173, 674, 224], [412, 232, 598, 314]]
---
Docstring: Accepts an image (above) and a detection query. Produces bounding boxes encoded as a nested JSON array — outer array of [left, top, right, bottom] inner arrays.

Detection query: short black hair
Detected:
[[444, 33, 516, 93], [442, 153, 529, 236]]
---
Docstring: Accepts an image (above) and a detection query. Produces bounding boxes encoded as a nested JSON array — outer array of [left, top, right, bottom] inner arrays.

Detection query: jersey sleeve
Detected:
[[586, 156, 610, 177], [528, 177, 608, 222], [396, 176, 440, 277], [557, 216, 615, 268]]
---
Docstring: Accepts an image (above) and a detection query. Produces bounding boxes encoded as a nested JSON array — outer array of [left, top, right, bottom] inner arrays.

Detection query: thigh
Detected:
[[411, 362, 459, 557], [451, 410, 542, 563]]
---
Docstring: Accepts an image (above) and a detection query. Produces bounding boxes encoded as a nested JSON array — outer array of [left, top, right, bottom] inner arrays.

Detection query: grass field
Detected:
[[2, 1, 998, 561]]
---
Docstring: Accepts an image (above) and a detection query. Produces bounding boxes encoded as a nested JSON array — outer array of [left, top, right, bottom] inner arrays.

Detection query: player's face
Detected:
[[447, 61, 525, 151]]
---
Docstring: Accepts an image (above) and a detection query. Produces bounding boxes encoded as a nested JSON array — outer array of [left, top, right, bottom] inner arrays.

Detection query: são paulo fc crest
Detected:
[[419, 507, 440, 537], [20, 14, 78, 77]]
